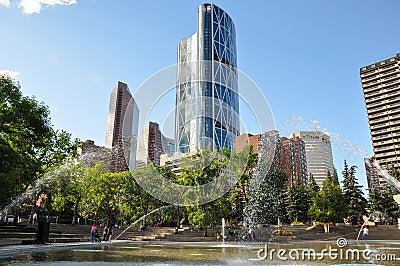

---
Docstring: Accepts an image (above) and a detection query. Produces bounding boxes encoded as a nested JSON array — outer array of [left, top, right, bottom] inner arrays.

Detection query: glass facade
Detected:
[[175, 3, 239, 153]]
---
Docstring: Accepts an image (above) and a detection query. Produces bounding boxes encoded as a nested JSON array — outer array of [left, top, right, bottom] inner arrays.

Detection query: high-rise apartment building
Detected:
[[235, 131, 308, 186], [138, 122, 174, 167], [280, 136, 308, 185], [105, 81, 139, 171], [175, 3, 239, 153], [360, 53, 400, 171], [291, 131, 334, 187]]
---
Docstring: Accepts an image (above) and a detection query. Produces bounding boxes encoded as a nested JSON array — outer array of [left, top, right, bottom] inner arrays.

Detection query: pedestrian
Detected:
[[91, 223, 97, 242], [102, 226, 109, 242], [108, 225, 113, 241], [216, 231, 221, 241], [33, 212, 38, 224], [361, 225, 369, 240]]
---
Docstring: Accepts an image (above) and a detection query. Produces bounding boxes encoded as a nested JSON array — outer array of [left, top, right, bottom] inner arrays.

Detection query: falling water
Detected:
[[280, 115, 370, 164], [245, 133, 276, 241], [114, 205, 173, 240], [367, 159, 400, 192], [2, 148, 113, 215]]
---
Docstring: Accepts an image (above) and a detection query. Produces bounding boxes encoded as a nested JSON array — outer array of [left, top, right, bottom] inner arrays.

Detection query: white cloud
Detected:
[[0, 0, 10, 7], [0, 69, 20, 79], [19, 0, 77, 14]]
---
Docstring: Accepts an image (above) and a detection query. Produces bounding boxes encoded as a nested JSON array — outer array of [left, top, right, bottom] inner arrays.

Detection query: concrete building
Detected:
[[280, 136, 308, 185], [175, 3, 239, 153], [291, 131, 334, 187], [105, 81, 139, 171], [360, 53, 400, 172], [138, 122, 174, 167], [235, 131, 308, 186]]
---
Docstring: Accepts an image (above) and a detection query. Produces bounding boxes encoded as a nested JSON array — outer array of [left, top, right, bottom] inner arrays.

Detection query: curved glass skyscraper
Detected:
[[175, 3, 239, 153]]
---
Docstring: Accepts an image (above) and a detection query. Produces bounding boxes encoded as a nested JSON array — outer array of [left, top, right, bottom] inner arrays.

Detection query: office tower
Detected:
[[175, 3, 239, 153], [360, 53, 400, 170], [235, 131, 308, 186], [105, 81, 139, 171], [291, 131, 334, 187], [138, 122, 174, 167]]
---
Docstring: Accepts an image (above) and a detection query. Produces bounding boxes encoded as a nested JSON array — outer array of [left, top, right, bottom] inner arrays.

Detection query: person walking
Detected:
[[32, 212, 38, 224], [102, 226, 109, 242], [91, 223, 97, 242], [361, 225, 369, 240], [108, 225, 113, 241]]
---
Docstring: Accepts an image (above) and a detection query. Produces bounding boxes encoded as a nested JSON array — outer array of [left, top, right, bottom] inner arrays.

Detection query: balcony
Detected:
[[370, 122, 390, 130], [360, 69, 377, 78], [371, 128, 390, 136], [372, 133, 391, 141], [374, 139, 396, 147], [362, 74, 380, 83], [368, 111, 389, 120], [380, 62, 398, 70], [366, 99, 387, 109], [367, 105, 387, 114], [381, 73, 398, 82], [363, 84, 382, 94], [375, 150, 397, 158]]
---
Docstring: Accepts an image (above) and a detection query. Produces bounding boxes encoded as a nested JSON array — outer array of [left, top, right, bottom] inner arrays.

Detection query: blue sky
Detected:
[[1, 0, 400, 189]]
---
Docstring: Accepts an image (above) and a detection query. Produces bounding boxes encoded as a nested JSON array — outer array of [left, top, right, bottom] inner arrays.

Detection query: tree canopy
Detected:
[[0, 76, 79, 209]]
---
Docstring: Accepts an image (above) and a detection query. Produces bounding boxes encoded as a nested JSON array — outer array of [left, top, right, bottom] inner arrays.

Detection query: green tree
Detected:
[[122, 166, 163, 226], [332, 169, 340, 186], [341, 161, 367, 223], [246, 167, 288, 225], [307, 173, 320, 198], [308, 173, 346, 223], [227, 146, 257, 224], [0, 76, 78, 208], [368, 185, 400, 223], [368, 165, 400, 223], [287, 179, 311, 223]]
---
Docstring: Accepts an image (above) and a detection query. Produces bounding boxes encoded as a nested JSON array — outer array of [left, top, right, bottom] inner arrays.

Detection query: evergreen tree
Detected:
[[287, 179, 311, 223], [367, 165, 400, 223], [332, 169, 340, 186], [245, 167, 288, 225], [307, 173, 320, 198], [308, 173, 346, 223], [341, 161, 367, 224]]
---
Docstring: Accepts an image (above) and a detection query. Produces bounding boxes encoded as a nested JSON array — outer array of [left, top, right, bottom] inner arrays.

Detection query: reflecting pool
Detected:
[[1, 241, 400, 265]]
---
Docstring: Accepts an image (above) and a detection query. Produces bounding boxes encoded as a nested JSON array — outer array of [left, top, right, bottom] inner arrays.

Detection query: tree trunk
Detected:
[[72, 199, 80, 225]]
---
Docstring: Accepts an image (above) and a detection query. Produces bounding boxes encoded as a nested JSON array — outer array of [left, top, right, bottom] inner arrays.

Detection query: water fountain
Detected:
[[114, 205, 173, 240], [1, 146, 113, 220]]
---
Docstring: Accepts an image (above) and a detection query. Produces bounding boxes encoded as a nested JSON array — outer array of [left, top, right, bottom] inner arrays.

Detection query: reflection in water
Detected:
[[2, 242, 400, 265]]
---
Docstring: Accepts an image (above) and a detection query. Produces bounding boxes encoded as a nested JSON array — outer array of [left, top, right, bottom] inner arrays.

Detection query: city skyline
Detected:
[[2, 0, 400, 190]]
